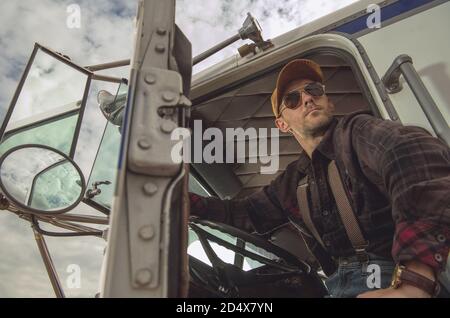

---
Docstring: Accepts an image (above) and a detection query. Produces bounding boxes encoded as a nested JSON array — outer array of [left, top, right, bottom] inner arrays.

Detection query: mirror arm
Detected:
[[39, 215, 105, 233], [31, 216, 103, 237], [50, 213, 109, 225], [92, 74, 125, 84], [85, 59, 131, 72], [31, 222, 65, 298]]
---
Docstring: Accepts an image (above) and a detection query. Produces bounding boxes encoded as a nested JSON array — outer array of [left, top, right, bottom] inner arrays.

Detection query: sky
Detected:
[[0, 0, 359, 297]]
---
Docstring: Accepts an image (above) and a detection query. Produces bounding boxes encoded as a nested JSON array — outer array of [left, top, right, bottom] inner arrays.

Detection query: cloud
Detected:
[[0, 0, 358, 297], [0, 211, 106, 297], [175, 0, 358, 72], [0, 0, 135, 117]]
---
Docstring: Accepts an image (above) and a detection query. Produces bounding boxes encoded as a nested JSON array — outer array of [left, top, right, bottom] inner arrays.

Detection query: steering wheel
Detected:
[[188, 218, 327, 298]]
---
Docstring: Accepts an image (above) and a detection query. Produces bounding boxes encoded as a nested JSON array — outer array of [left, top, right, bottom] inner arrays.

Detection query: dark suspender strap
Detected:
[[327, 160, 369, 260], [296, 176, 326, 248]]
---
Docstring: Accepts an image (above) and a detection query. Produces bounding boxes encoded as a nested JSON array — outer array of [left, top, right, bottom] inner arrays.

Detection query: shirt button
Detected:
[[322, 210, 330, 216], [434, 253, 443, 263], [324, 240, 331, 247], [437, 234, 446, 243]]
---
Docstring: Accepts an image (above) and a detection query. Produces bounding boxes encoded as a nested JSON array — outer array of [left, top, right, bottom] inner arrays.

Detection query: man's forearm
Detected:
[[189, 193, 254, 231]]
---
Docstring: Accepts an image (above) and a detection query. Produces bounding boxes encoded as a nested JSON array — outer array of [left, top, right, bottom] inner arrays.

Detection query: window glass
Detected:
[[187, 223, 280, 271], [85, 82, 127, 209], [86, 121, 121, 209], [0, 113, 78, 157], [6, 48, 87, 127], [188, 176, 210, 197], [187, 228, 236, 267]]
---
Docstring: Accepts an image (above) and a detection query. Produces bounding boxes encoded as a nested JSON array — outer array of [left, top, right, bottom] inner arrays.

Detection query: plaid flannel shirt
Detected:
[[190, 112, 450, 274]]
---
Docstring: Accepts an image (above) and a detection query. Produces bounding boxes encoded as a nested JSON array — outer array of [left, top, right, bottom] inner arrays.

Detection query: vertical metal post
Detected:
[[400, 63, 450, 145], [382, 54, 450, 145]]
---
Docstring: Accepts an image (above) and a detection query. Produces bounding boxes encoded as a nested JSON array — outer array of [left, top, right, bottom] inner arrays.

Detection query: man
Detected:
[[190, 59, 449, 298]]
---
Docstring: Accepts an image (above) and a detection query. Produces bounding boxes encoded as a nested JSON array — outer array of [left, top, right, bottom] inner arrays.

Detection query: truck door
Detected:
[[100, 0, 192, 297]]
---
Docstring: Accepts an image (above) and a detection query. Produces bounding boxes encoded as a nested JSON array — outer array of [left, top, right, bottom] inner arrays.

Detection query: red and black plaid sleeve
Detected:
[[352, 115, 450, 272]]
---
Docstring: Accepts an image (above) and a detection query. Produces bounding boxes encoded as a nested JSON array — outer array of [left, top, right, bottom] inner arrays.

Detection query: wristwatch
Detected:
[[390, 264, 440, 297]]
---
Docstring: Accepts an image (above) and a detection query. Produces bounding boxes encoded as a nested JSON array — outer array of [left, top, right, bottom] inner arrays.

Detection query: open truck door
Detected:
[[100, 0, 192, 297]]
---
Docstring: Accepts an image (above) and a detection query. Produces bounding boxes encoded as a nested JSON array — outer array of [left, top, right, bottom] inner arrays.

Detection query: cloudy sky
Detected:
[[0, 0, 358, 297]]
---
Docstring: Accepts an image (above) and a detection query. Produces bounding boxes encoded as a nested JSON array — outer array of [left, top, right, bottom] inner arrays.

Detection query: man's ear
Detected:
[[328, 98, 336, 113], [275, 117, 290, 133]]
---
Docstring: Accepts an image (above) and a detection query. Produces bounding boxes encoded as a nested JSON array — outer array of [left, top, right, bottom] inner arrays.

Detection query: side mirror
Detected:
[[0, 144, 86, 214], [97, 89, 127, 128]]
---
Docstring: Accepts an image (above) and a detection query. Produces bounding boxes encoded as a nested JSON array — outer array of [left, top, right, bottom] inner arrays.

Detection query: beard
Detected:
[[302, 110, 334, 137]]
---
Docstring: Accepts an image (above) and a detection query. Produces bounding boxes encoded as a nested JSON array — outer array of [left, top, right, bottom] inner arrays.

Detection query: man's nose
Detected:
[[302, 91, 314, 108]]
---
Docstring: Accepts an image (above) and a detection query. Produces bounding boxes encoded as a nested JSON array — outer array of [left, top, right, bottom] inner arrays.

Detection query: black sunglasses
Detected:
[[279, 82, 325, 116]]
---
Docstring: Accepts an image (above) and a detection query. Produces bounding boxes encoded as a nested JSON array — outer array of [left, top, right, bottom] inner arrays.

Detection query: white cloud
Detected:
[[0, 0, 359, 297], [176, 0, 359, 72], [0, 0, 135, 116]]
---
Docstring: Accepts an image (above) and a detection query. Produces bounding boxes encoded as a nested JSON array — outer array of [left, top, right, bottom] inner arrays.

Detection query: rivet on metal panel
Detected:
[[389, 84, 399, 91], [155, 44, 166, 53], [144, 74, 156, 85], [156, 28, 167, 36], [161, 120, 177, 134], [135, 269, 152, 286], [162, 91, 176, 102], [138, 139, 151, 150], [139, 225, 155, 240], [143, 182, 158, 195]]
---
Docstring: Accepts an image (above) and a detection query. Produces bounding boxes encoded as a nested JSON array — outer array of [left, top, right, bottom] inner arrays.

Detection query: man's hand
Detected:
[[357, 285, 431, 298]]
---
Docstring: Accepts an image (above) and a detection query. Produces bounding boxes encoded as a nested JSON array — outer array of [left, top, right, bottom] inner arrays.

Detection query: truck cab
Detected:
[[0, 0, 448, 297]]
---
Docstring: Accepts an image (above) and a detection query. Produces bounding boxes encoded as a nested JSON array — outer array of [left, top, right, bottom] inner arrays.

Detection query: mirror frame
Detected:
[[0, 144, 87, 215], [0, 43, 93, 159]]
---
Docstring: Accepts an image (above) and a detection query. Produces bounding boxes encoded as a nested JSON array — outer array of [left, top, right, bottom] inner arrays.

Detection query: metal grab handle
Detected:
[[382, 54, 450, 145]]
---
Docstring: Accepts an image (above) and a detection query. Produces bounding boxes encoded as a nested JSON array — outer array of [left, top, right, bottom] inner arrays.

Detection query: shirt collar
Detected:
[[296, 117, 338, 172]]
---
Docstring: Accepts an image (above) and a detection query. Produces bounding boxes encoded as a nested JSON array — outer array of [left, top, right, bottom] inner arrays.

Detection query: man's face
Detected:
[[275, 78, 335, 137]]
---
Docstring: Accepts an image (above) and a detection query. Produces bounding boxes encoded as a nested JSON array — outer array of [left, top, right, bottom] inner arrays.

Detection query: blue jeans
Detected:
[[325, 253, 450, 298], [325, 254, 395, 298]]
